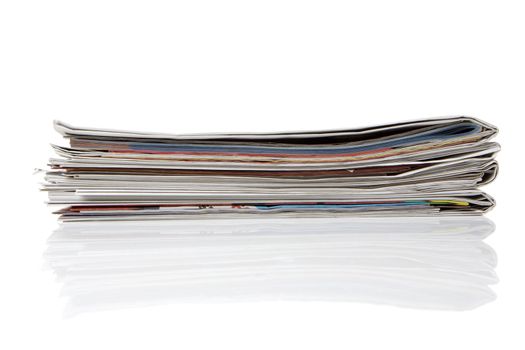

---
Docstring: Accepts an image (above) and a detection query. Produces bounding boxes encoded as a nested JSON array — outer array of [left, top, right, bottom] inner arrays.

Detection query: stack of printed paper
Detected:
[[42, 116, 500, 221]]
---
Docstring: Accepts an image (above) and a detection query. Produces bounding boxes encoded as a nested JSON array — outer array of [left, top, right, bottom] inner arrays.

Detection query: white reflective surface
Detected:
[[44, 217, 497, 316]]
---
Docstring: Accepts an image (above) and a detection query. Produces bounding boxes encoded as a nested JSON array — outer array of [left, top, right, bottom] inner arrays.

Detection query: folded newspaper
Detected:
[[42, 116, 500, 221]]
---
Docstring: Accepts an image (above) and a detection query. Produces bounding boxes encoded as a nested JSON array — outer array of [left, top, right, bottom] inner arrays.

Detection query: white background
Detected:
[[1, 1, 524, 349]]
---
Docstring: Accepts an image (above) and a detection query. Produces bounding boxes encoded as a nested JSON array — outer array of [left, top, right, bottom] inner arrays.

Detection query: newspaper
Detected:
[[41, 116, 499, 221]]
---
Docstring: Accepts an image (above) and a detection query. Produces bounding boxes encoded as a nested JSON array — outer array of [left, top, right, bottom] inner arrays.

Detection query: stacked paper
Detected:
[[43, 116, 500, 221]]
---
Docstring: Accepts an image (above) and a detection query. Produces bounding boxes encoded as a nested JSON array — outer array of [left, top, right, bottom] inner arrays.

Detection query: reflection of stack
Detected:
[[43, 117, 499, 220], [44, 217, 497, 316]]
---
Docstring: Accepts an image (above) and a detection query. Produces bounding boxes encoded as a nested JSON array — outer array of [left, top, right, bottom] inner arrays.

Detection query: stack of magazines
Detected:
[[43, 116, 500, 221]]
